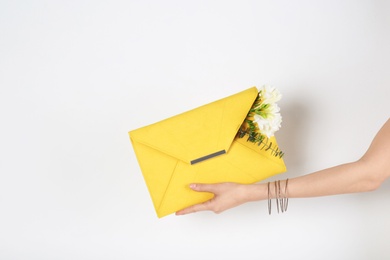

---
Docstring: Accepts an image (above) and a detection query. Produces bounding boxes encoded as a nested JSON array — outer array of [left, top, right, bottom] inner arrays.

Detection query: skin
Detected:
[[176, 118, 390, 216]]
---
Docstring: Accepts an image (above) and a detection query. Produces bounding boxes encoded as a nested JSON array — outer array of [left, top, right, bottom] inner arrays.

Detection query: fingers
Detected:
[[176, 200, 212, 215], [175, 183, 221, 216]]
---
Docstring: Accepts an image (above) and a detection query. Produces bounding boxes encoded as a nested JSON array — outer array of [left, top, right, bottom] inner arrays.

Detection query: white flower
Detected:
[[260, 103, 280, 118], [258, 85, 282, 104], [253, 112, 282, 138]]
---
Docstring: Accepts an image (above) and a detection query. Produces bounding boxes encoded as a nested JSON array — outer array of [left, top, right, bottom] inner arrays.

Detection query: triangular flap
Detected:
[[130, 139, 178, 213], [129, 87, 258, 164]]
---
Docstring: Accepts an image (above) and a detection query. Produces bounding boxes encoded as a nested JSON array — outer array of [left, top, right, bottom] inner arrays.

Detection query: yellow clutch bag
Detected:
[[129, 87, 286, 218]]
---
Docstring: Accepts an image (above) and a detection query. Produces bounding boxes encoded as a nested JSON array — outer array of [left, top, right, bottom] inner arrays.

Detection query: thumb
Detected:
[[189, 183, 219, 193]]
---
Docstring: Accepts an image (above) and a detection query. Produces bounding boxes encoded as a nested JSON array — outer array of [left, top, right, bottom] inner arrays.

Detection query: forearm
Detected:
[[280, 160, 376, 198], [246, 160, 379, 202], [246, 118, 390, 203]]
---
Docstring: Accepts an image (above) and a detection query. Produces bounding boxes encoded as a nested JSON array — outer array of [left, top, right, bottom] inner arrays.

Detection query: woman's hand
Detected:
[[176, 182, 258, 215]]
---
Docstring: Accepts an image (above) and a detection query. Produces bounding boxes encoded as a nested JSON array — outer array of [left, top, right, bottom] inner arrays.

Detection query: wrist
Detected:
[[244, 183, 268, 202]]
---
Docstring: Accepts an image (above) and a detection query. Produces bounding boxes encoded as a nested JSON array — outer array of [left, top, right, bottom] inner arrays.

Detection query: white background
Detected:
[[1, 0, 389, 259]]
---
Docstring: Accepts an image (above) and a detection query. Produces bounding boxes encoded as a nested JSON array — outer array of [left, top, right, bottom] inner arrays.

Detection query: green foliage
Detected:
[[237, 127, 284, 158]]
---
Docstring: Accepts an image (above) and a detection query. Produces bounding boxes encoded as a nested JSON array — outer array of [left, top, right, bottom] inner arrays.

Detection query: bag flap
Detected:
[[129, 87, 258, 164]]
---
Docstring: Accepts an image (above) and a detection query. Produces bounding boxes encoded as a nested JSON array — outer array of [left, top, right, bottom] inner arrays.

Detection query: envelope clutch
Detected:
[[129, 87, 286, 218]]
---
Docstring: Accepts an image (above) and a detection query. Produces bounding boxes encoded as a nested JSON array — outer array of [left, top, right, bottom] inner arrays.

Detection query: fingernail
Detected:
[[189, 183, 196, 189]]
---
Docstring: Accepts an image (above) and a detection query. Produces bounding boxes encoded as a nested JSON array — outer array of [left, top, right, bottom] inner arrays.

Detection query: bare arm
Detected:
[[273, 118, 390, 199], [176, 118, 390, 215]]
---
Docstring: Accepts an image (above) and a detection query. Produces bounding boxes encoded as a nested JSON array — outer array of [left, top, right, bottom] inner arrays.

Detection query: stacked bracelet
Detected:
[[267, 179, 289, 215]]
